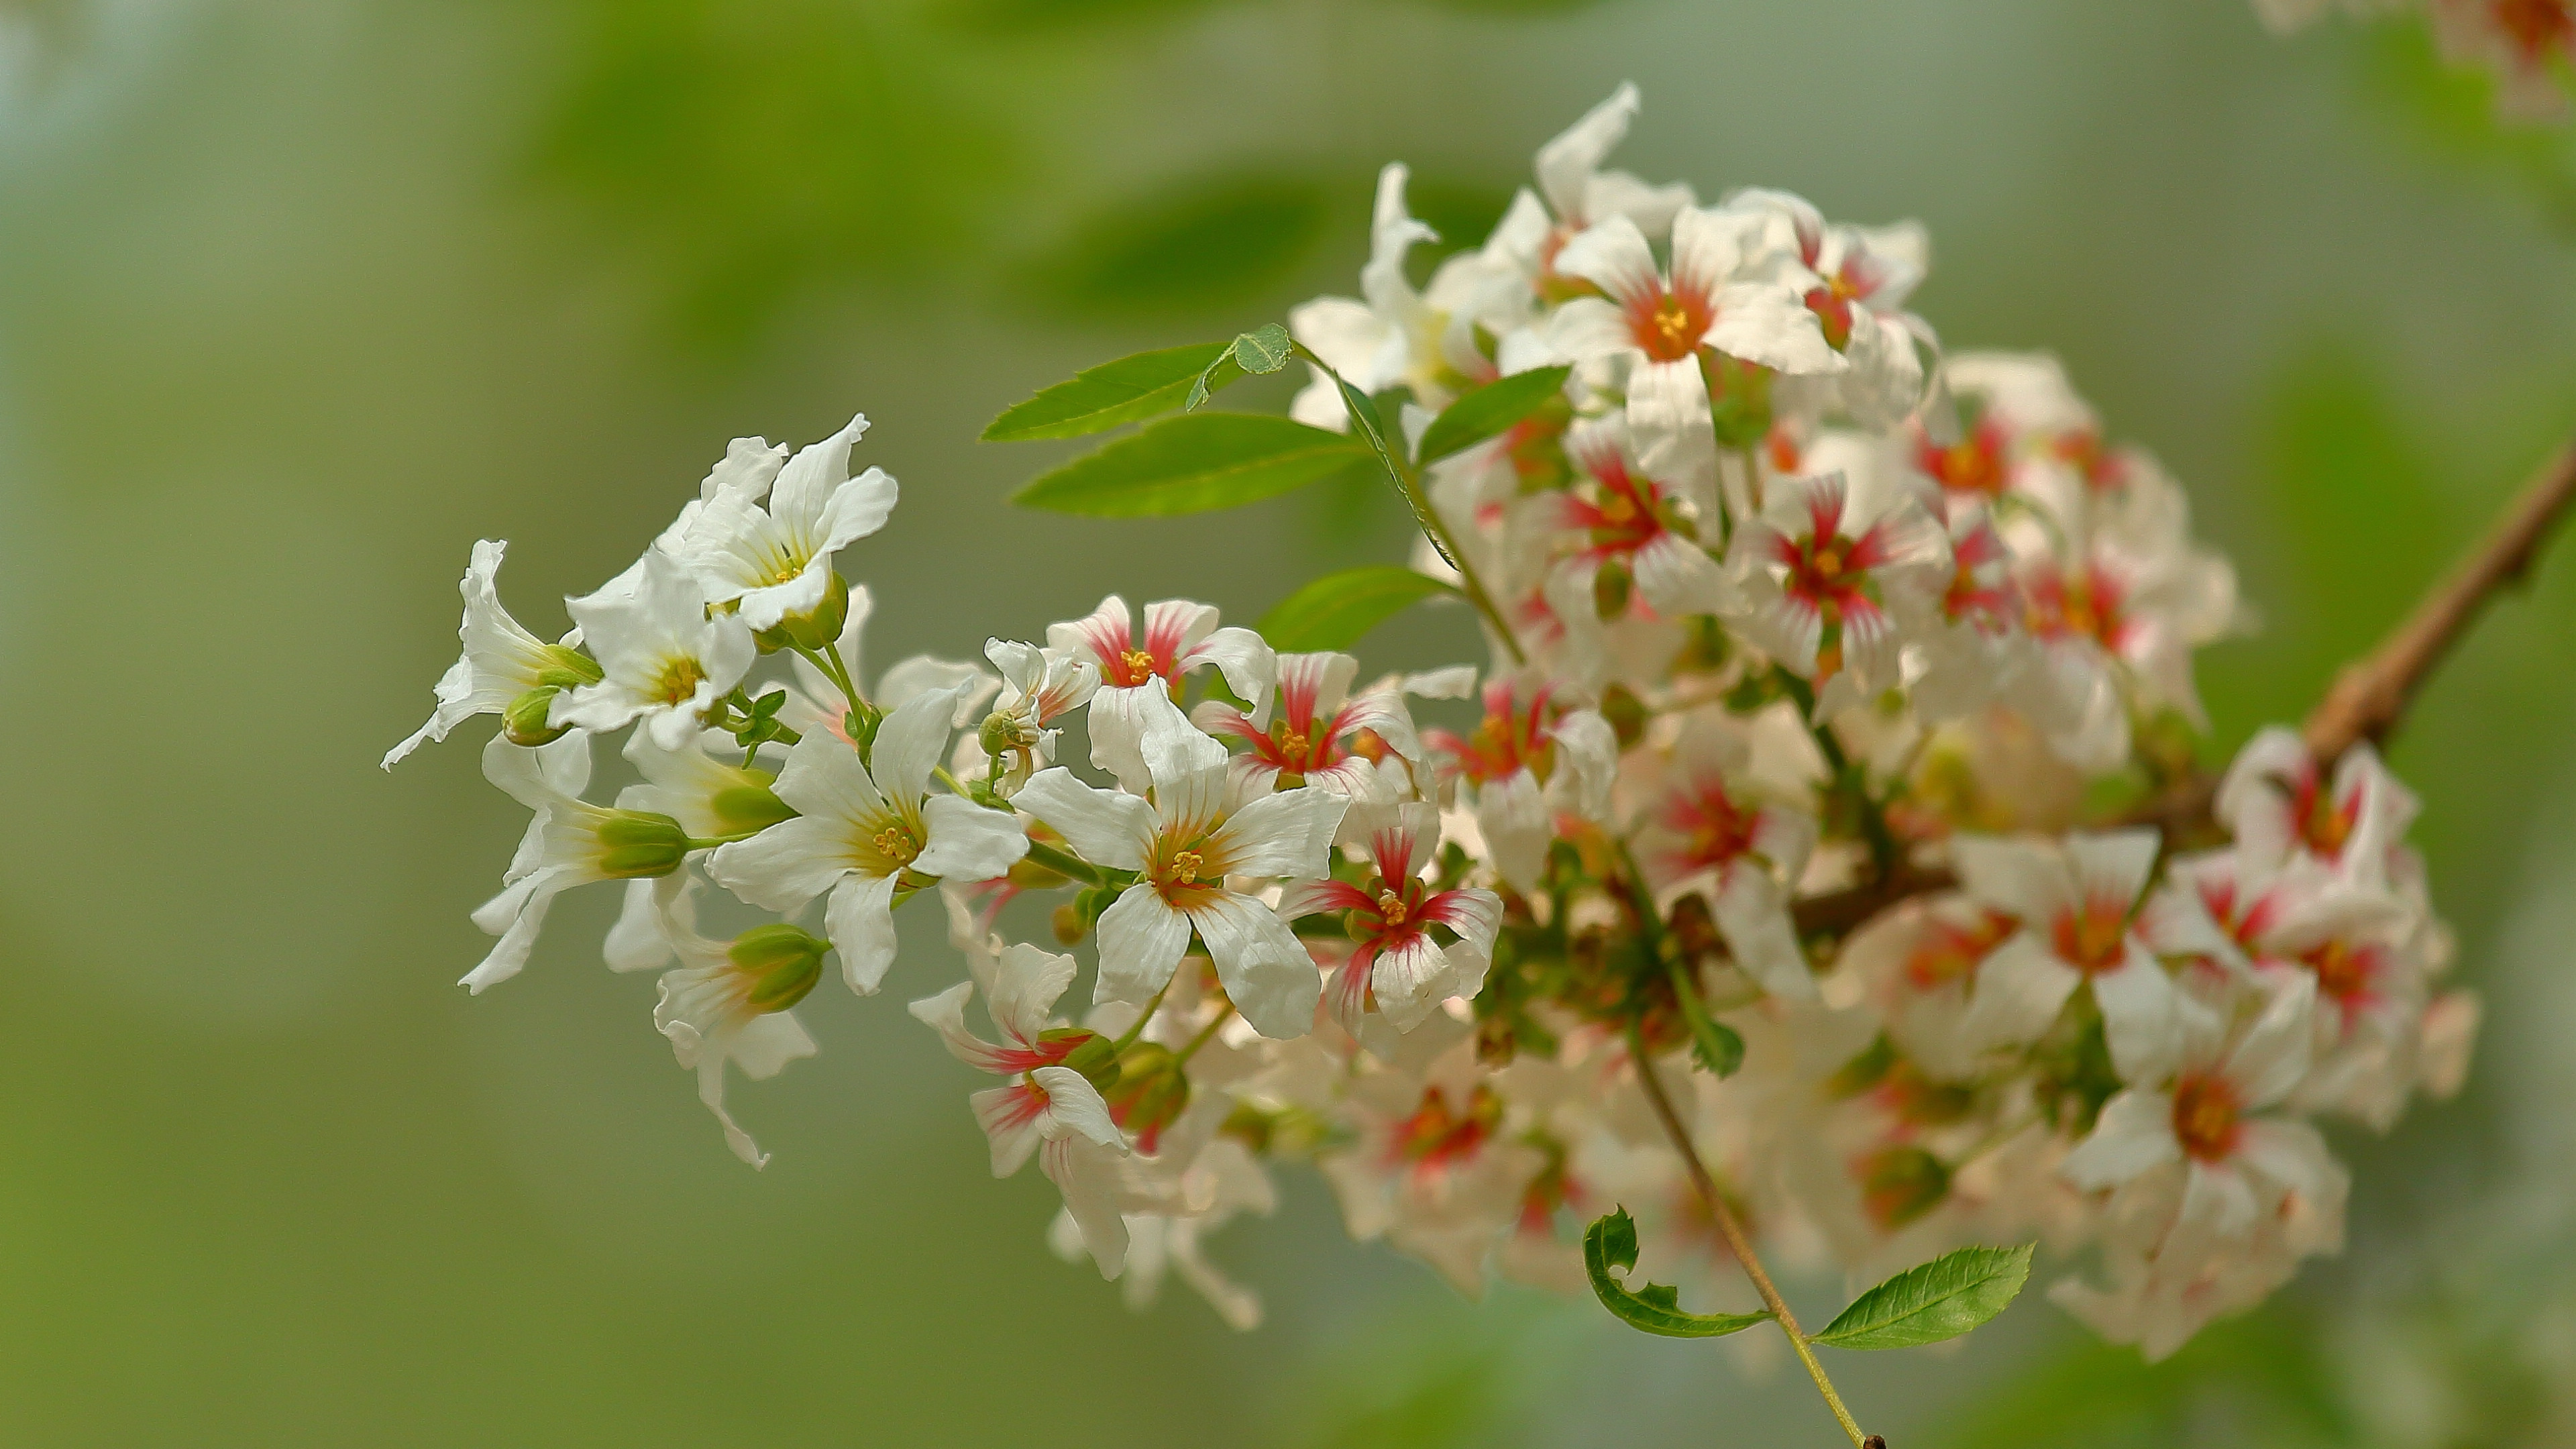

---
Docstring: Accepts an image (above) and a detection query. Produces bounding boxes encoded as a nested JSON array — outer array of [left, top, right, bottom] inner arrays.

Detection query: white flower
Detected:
[[909, 938, 1140, 1276], [706, 688, 1028, 994], [1278, 801, 1503, 1034], [2055, 974, 2347, 1358], [464, 732, 688, 993], [555, 548, 755, 751], [1727, 470, 1949, 717], [1192, 650, 1425, 799], [1717, 187, 1937, 429], [977, 637, 1100, 796], [1422, 676, 1618, 894], [384, 539, 589, 768], [1546, 416, 1731, 619], [1047, 595, 1276, 793], [1014, 727, 1347, 1039], [1632, 714, 1821, 1001], [1481, 82, 1697, 304], [1289, 162, 1499, 427], [1950, 828, 2190, 1081], [2214, 726, 2420, 890], [665, 415, 898, 631], [641, 876, 820, 1168], [1546, 205, 1840, 487]]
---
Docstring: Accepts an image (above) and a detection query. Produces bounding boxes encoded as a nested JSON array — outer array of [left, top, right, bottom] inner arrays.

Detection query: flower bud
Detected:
[[593, 810, 689, 878], [979, 708, 1034, 759], [1104, 1040, 1191, 1152], [730, 924, 828, 1012], [1592, 559, 1632, 621], [709, 775, 796, 835], [503, 686, 574, 747], [1856, 1145, 1949, 1232], [752, 572, 851, 655], [533, 643, 604, 690], [1050, 1028, 1116, 1089], [1599, 683, 1647, 749]]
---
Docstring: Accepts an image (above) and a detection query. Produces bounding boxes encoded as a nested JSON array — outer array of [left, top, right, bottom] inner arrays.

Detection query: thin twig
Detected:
[[1629, 1033, 1870, 1448]]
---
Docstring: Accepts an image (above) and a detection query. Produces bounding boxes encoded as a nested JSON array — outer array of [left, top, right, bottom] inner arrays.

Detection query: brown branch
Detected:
[[1785, 437, 2576, 938]]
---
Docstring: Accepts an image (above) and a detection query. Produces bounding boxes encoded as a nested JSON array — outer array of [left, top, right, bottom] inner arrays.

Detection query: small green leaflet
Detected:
[[1011, 412, 1370, 517], [1257, 567, 1459, 651], [1185, 323, 1294, 411], [1415, 365, 1572, 463], [981, 343, 1229, 441], [1810, 1243, 2035, 1350], [1582, 1207, 1773, 1338], [1672, 970, 1746, 1078]]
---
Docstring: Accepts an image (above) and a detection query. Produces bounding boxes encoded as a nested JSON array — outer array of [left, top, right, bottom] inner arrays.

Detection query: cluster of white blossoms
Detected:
[[392, 86, 2478, 1360], [2257, 0, 2574, 118]]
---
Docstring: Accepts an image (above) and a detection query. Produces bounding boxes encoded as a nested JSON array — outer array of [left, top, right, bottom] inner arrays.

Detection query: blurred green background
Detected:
[[2, 1, 2573, 1444]]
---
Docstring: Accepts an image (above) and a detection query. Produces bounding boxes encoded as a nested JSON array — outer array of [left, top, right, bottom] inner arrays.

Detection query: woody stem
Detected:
[[1628, 1028, 1870, 1448]]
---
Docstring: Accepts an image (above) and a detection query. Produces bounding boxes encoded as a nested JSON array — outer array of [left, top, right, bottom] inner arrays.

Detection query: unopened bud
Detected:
[[1104, 1040, 1190, 1151], [1599, 682, 1647, 749], [503, 686, 573, 747], [593, 810, 689, 878], [978, 709, 1032, 759], [1592, 560, 1632, 621], [730, 924, 828, 1011], [1051, 902, 1088, 946], [1049, 1028, 1116, 1089], [752, 572, 851, 655], [533, 643, 604, 690], [1857, 1145, 1950, 1232], [709, 777, 796, 835]]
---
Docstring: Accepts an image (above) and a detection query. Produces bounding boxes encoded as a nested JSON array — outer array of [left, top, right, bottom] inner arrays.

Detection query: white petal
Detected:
[[2092, 949, 2183, 1084], [2061, 1089, 2181, 1189], [914, 793, 1029, 882], [826, 870, 903, 994], [1094, 885, 1191, 1006], [867, 686, 956, 806], [1951, 835, 2073, 922], [1214, 787, 1348, 880], [1188, 891, 1321, 1040], [1014, 768, 1155, 873], [1962, 932, 2082, 1049], [706, 818, 852, 913]]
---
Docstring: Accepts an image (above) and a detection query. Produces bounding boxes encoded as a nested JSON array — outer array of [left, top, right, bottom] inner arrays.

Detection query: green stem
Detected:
[[1110, 978, 1173, 1054], [1291, 343, 1527, 666], [1770, 666, 1900, 881], [1173, 1003, 1236, 1065], [1628, 1025, 1870, 1448], [797, 643, 866, 714], [681, 830, 768, 851], [1024, 841, 1111, 888]]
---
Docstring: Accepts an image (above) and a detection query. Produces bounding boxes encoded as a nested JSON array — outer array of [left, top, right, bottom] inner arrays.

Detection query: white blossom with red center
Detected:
[[1718, 186, 1937, 429], [1015, 725, 1346, 1039], [1545, 204, 1842, 490], [1727, 470, 1949, 717], [1907, 499, 2052, 727], [2214, 726, 2422, 892], [1421, 675, 1619, 894], [1278, 802, 1503, 1034], [973, 637, 1100, 797], [1548, 417, 1730, 619], [1048, 594, 1276, 794], [1192, 651, 1426, 800], [2057, 973, 2347, 1359], [1951, 828, 2200, 1081], [1633, 714, 1821, 1001], [1835, 896, 2027, 1082], [1472, 82, 1698, 319]]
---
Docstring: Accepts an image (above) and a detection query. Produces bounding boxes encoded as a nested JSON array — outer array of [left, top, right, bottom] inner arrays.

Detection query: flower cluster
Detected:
[[392, 86, 2477, 1359], [2257, 0, 2575, 119]]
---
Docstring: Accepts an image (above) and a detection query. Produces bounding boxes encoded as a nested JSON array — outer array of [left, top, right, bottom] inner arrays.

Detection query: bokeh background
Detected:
[[3, 1, 2574, 1444]]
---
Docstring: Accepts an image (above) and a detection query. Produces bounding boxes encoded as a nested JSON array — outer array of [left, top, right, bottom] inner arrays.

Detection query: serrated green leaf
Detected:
[[1811, 1243, 2035, 1350], [1668, 963, 1745, 1078], [1187, 324, 1295, 411], [1582, 1207, 1774, 1339], [1258, 568, 1459, 651], [1012, 412, 1371, 517], [1416, 366, 1572, 463], [982, 343, 1230, 441]]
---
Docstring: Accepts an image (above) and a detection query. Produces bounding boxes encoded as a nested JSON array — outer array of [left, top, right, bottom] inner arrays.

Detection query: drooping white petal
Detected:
[[1094, 885, 1193, 1006], [1187, 891, 1321, 1040], [826, 869, 904, 994]]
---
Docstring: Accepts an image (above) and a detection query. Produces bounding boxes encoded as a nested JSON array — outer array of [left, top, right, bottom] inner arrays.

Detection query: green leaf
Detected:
[[1811, 1243, 2035, 1350], [1680, 996, 1744, 1078], [1258, 568, 1459, 651], [1012, 412, 1372, 517], [1582, 1207, 1774, 1339], [1416, 366, 1572, 463], [1187, 323, 1294, 411], [982, 343, 1229, 441]]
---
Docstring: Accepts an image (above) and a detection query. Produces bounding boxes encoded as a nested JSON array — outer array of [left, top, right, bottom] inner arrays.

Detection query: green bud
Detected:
[[1825, 1034, 1898, 1100], [731, 924, 828, 1011], [1050, 1028, 1116, 1089], [1103, 1040, 1189, 1148], [533, 643, 604, 690], [1592, 559, 1632, 621], [1599, 683, 1648, 749], [1857, 1146, 1950, 1232], [502, 686, 572, 747], [752, 572, 851, 655], [978, 710, 1030, 759], [593, 810, 689, 878], [710, 777, 796, 835], [844, 700, 884, 763]]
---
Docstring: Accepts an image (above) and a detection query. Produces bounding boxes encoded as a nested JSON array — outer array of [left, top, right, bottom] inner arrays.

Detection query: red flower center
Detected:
[[2171, 1074, 2243, 1162]]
